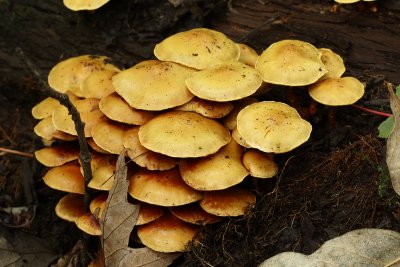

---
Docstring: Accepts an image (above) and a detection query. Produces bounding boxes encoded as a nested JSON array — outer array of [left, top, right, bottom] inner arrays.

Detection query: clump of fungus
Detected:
[[63, 0, 111, 11], [33, 27, 367, 255]]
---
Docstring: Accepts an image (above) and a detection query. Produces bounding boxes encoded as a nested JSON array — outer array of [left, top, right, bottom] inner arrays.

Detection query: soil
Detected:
[[0, 0, 400, 266]]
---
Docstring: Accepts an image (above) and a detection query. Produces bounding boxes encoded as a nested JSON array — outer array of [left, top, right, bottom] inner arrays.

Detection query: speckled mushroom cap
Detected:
[[123, 127, 177, 171], [238, 43, 259, 67], [31, 97, 60, 119], [154, 28, 240, 70], [52, 98, 104, 137], [200, 187, 256, 217], [48, 55, 119, 95], [128, 168, 203, 206], [185, 61, 262, 102], [138, 111, 231, 158], [55, 194, 85, 222], [242, 149, 278, 178], [231, 127, 251, 148], [174, 97, 233, 119], [75, 213, 102, 236], [170, 203, 221, 225], [63, 0, 110, 10], [86, 153, 117, 191], [179, 140, 249, 191], [91, 118, 126, 154], [255, 40, 327, 86], [236, 101, 312, 153], [318, 48, 346, 80], [308, 77, 365, 106], [43, 163, 85, 194], [80, 69, 119, 99], [112, 60, 196, 111], [137, 212, 199, 253], [99, 93, 156, 125], [35, 144, 79, 167]]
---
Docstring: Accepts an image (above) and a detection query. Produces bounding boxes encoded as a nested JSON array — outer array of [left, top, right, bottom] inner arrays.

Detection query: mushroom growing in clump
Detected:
[[63, 0, 111, 11]]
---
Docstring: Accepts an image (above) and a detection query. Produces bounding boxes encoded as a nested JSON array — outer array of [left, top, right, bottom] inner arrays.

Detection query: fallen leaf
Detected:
[[100, 151, 180, 267], [378, 85, 400, 138], [0, 230, 57, 267], [386, 83, 400, 196], [259, 228, 400, 267]]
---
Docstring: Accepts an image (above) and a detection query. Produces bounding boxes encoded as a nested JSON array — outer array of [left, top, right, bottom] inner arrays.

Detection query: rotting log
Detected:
[[0, 0, 399, 86]]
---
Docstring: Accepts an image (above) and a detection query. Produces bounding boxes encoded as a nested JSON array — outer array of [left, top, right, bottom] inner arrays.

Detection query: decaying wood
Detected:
[[0, 0, 399, 86]]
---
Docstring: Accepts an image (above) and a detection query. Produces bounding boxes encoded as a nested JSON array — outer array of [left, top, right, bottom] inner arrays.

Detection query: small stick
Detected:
[[0, 147, 33, 158], [351, 104, 392, 118]]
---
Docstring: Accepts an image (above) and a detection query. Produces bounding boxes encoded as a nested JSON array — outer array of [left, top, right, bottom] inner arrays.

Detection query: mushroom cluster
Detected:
[[32, 28, 364, 253]]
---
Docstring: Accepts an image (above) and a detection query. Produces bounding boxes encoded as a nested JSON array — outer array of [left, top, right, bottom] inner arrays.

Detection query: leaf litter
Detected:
[[97, 150, 181, 267]]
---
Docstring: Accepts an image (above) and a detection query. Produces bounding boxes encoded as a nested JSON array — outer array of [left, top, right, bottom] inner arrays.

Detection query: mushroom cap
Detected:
[[318, 48, 346, 80], [170, 203, 221, 225], [31, 97, 60, 119], [200, 187, 256, 217], [154, 28, 240, 70], [174, 97, 233, 119], [99, 93, 156, 125], [242, 149, 278, 178], [238, 43, 259, 67], [139, 111, 231, 158], [308, 77, 365, 106], [43, 163, 85, 194], [123, 127, 177, 171], [34, 144, 80, 167], [33, 117, 59, 141], [223, 97, 259, 130], [63, 0, 110, 10], [86, 153, 116, 191], [80, 69, 119, 99], [231, 127, 251, 148], [91, 118, 126, 154], [55, 194, 85, 222], [137, 212, 199, 252], [113, 61, 196, 111], [128, 168, 203, 206], [185, 61, 262, 102], [52, 98, 104, 137], [48, 55, 118, 95], [179, 140, 249, 191], [75, 213, 102, 236], [237, 101, 312, 153], [89, 193, 108, 218], [255, 39, 327, 86], [136, 203, 166, 226], [87, 138, 111, 154]]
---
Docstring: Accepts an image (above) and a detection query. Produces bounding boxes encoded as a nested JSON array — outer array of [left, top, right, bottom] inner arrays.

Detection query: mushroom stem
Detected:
[[351, 104, 392, 117]]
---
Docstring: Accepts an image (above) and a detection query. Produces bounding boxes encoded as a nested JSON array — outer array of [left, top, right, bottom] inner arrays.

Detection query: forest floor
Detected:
[[0, 0, 400, 266]]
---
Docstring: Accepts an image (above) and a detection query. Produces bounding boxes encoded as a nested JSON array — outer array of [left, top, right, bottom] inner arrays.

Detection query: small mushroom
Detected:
[[138, 111, 231, 158], [255, 39, 327, 86], [237, 43, 259, 67], [137, 212, 199, 252], [185, 61, 263, 102], [63, 0, 111, 11], [236, 101, 312, 153], [318, 48, 346, 80], [34, 144, 80, 167], [128, 168, 203, 207], [85, 153, 117, 191], [31, 97, 60, 119], [91, 118, 126, 154], [154, 28, 240, 70], [174, 97, 233, 119], [43, 162, 85, 194], [80, 69, 119, 99], [75, 213, 102, 236], [170, 203, 221, 225], [55, 193, 85, 222], [242, 149, 278, 178]]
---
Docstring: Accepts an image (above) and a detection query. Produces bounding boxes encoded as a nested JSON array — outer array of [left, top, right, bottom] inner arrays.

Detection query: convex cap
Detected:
[[308, 77, 365, 106], [237, 101, 312, 153], [256, 40, 327, 86], [154, 28, 240, 70], [138, 111, 231, 158]]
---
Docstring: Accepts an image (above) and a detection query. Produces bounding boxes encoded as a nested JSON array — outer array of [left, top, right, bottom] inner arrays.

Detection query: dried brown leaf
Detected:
[[0, 231, 56, 267], [259, 229, 400, 267], [100, 151, 180, 267], [386, 83, 400, 196]]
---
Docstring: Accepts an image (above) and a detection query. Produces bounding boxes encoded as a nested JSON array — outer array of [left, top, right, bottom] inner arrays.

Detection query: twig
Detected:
[[16, 47, 93, 212], [0, 147, 33, 158], [351, 104, 392, 117]]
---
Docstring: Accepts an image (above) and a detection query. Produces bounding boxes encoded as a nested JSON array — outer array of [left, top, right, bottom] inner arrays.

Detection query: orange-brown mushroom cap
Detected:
[[35, 144, 80, 167], [170, 203, 221, 225], [75, 213, 102, 236], [128, 168, 203, 206], [137, 212, 199, 252], [55, 194, 85, 222], [43, 163, 85, 194]]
